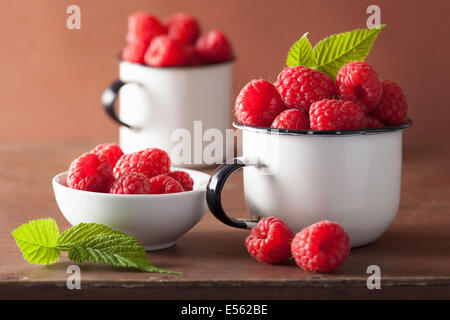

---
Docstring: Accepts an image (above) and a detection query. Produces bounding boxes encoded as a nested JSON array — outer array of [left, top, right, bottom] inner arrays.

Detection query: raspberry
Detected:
[[365, 114, 384, 129], [126, 13, 166, 44], [309, 99, 366, 130], [235, 79, 286, 127], [113, 148, 170, 179], [166, 13, 200, 46], [109, 172, 151, 195], [91, 143, 124, 168], [67, 152, 113, 193], [291, 220, 350, 273], [275, 66, 336, 113], [271, 108, 310, 130], [167, 171, 194, 191], [196, 30, 233, 63], [245, 217, 293, 264], [372, 80, 408, 126], [184, 45, 204, 66], [144, 35, 186, 67], [149, 175, 184, 194], [121, 41, 148, 64], [336, 61, 383, 113]]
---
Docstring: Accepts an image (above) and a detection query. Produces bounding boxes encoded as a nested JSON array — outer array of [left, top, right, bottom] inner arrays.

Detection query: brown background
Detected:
[[0, 0, 449, 144]]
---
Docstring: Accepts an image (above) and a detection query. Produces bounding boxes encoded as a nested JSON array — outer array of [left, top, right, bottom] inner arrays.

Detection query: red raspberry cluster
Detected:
[[66, 143, 194, 195], [245, 217, 350, 273], [122, 12, 233, 67], [235, 62, 408, 130]]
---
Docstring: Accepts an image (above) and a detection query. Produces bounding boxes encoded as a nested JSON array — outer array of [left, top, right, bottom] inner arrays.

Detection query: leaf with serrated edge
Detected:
[[64, 228, 178, 274], [312, 25, 385, 79], [57, 222, 119, 249], [286, 33, 313, 67], [11, 218, 60, 265]]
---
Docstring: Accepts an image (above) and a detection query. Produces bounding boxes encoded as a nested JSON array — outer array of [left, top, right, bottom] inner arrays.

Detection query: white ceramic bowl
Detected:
[[53, 169, 210, 250]]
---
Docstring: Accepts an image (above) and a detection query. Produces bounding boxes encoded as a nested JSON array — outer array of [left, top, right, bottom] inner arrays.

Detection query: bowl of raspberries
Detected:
[[207, 27, 412, 248], [52, 143, 210, 250]]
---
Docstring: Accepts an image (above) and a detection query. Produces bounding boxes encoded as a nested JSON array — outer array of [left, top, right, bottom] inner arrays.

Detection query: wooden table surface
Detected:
[[0, 141, 449, 299]]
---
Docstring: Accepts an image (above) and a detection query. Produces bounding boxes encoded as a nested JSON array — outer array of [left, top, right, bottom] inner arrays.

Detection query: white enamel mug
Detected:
[[102, 60, 233, 168], [207, 121, 412, 248]]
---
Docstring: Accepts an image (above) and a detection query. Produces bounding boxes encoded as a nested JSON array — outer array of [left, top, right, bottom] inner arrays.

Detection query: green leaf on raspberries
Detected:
[[66, 233, 178, 274], [286, 33, 313, 68], [312, 25, 386, 79], [11, 218, 61, 265]]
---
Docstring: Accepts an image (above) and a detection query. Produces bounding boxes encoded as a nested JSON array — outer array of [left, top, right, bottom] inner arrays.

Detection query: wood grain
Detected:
[[0, 142, 449, 299]]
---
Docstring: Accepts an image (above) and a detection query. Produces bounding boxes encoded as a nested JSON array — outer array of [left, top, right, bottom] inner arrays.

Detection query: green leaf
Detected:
[[312, 25, 386, 79], [59, 223, 178, 274], [12, 220, 178, 274], [11, 218, 60, 265], [57, 222, 118, 249], [286, 33, 313, 68]]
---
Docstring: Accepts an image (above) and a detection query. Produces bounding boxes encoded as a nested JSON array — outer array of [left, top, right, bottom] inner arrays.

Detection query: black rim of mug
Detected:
[[233, 119, 412, 136]]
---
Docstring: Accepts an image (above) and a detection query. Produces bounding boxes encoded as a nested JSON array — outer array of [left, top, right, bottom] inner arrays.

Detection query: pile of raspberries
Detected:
[[235, 61, 408, 130], [66, 144, 194, 195], [122, 12, 233, 67]]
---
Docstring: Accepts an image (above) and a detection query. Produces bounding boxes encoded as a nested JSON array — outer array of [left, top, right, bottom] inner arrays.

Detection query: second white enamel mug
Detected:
[[102, 60, 233, 168]]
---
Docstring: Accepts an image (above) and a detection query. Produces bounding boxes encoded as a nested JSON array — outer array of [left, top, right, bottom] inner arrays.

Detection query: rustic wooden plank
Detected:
[[0, 141, 449, 299]]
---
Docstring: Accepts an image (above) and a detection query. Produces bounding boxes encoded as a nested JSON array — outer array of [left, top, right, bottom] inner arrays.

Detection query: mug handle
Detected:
[[101, 79, 134, 129], [206, 157, 258, 229]]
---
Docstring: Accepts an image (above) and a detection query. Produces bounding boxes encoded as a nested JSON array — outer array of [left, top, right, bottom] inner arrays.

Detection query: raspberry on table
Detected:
[[365, 114, 384, 129], [271, 108, 310, 130], [113, 148, 171, 179], [67, 152, 114, 193], [235, 79, 286, 127], [291, 220, 350, 273], [166, 13, 200, 46], [195, 30, 233, 63], [121, 41, 148, 64], [109, 172, 151, 195], [167, 171, 194, 191], [309, 99, 366, 130], [245, 217, 293, 264], [144, 35, 187, 67], [336, 61, 383, 113], [372, 80, 408, 126], [149, 175, 184, 194], [275, 66, 336, 113], [126, 13, 167, 45], [91, 143, 124, 168]]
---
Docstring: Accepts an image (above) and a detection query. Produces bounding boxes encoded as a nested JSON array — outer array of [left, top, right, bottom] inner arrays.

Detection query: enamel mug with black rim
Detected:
[[102, 60, 233, 168], [206, 121, 412, 248]]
